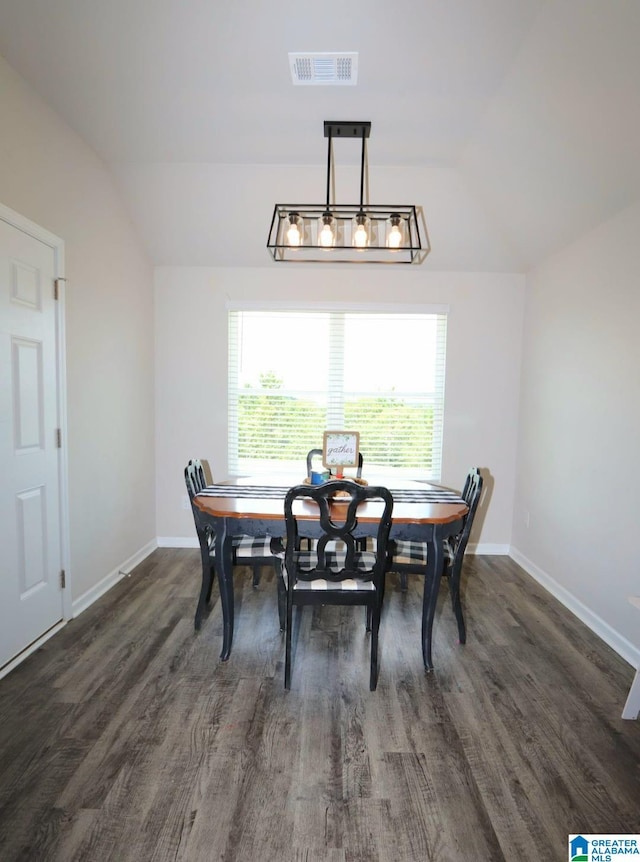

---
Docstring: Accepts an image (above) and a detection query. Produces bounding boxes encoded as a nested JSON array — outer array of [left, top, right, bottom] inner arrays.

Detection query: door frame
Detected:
[[0, 202, 71, 663]]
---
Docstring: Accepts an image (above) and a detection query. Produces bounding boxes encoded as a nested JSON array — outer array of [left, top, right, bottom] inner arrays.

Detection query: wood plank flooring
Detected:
[[0, 550, 638, 862]]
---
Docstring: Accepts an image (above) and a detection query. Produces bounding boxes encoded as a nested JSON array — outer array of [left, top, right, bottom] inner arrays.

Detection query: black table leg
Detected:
[[215, 518, 235, 661], [421, 525, 445, 671], [194, 537, 213, 631]]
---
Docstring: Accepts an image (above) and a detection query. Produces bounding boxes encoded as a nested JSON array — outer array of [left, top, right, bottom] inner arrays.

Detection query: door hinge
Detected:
[[54, 277, 66, 300], [56, 428, 62, 448], [60, 569, 66, 589]]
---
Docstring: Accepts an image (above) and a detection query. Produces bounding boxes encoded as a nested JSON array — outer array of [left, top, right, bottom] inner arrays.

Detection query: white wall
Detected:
[[512, 200, 640, 661], [155, 266, 524, 548], [0, 55, 155, 604]]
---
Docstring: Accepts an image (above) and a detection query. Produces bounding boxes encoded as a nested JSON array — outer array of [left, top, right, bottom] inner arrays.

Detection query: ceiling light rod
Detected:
[[267, 120, 427, 263], [325, 124, 332, 214], [323, 121, 370, 213]]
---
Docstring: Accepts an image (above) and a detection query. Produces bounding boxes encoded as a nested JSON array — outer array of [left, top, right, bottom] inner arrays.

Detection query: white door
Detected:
[[0, 215, 64, 669]]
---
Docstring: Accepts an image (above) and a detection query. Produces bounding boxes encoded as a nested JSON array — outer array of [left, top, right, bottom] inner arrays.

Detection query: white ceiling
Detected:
[[0, 0, 638, 270]]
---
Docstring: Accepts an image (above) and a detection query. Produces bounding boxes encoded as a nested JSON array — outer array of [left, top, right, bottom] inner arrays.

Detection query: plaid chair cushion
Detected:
[[207, 534, 283, 561], [390, 538, 455, 568], [233, 535, 283, 560], [285, 547, 377, 592], [296, 548, 376, 573], [294, 578, 375, 592]]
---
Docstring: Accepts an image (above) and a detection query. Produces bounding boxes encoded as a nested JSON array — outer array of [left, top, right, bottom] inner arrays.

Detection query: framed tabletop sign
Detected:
[[323, 431, 360, 475]]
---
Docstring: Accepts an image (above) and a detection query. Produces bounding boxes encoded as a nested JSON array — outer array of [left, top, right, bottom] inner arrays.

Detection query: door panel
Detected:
[[17, 485, 47, 594], [0, 217, 63, 668], [13, 337, 45, 450]]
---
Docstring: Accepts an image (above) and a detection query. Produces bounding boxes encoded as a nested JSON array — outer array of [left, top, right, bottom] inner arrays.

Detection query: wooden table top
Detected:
[[193, 475, 468, 526]]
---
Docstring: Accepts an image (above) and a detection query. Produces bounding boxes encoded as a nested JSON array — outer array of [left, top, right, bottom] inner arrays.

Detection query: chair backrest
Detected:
[[184, 459, 213, 558], [306, 448, 364, 479], [451, 467, 483, 563], [284, 480, 393, 584], [184, 458, 207, 500], [200, 458, 214, 486]]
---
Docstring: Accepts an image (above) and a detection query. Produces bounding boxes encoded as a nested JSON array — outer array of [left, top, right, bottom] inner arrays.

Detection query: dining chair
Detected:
[[306, 448, 364, 479], [304, 449, 366, 552], [283, 480, 393, 691], [184, 459, 286, 631], [388, 467, 483, 644]]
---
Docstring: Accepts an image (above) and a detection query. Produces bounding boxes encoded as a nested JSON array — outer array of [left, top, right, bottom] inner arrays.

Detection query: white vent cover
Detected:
[[289, 52, 358, 86]]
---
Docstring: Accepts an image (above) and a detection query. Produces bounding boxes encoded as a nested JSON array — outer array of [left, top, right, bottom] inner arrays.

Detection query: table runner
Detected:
[[196, 484, 466, 505]]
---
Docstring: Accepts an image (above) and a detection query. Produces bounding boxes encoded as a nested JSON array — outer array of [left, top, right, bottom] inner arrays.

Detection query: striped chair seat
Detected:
[[390, 538, 455, 568]]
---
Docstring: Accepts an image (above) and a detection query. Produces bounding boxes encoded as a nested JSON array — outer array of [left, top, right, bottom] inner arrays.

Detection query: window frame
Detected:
[[228, 301, 448, 480]]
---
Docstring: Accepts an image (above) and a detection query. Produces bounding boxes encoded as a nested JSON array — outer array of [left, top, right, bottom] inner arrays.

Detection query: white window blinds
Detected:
[[228, 308, 447, 480]]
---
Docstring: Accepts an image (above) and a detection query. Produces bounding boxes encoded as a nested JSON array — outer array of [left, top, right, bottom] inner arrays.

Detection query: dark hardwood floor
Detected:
[[0, 550, 638, 862]]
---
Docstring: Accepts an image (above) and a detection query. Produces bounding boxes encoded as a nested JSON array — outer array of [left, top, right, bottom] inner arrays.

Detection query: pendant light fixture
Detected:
[[267, 121, 427, 263]]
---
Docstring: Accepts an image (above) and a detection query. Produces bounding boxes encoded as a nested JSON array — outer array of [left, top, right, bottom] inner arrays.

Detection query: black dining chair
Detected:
[[304, 450, 366, 554], [283, 480, 393, 691], [184, 459, 286, 631], [388, 467, 483, 644]]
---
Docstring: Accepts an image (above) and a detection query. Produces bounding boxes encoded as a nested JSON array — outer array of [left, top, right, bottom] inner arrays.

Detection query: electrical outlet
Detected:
[[182, 495, 190, 510]]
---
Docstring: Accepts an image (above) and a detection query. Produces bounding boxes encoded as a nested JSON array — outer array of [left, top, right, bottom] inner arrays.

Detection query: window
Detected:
[[228, 307, 447, 480]]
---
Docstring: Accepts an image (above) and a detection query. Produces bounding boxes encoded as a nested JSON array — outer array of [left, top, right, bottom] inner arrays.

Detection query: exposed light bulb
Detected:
[[286, 222, 301, 246], [354, 224, 368, 248], [388, 225, 402, 249], [318, 215, 335, 248], [319, 225, 333, 246], [285, 213, 301, 247], [352, 213, 370, 249], [387, 214, 404, 250]]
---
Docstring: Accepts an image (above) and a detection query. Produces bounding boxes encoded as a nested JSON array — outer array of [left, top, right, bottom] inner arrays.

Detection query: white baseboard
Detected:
[[470, 542, 509, 555], [509, 546, 640, 669], [157, 536, 199, 548], [71, 539, 158, 618]]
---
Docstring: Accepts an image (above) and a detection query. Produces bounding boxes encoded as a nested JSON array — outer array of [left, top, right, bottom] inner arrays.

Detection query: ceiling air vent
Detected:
[[289, 52, 358, 86]]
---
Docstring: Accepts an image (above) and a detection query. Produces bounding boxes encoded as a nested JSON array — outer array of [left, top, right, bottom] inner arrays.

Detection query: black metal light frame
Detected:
[[267, 121, 427, 264]]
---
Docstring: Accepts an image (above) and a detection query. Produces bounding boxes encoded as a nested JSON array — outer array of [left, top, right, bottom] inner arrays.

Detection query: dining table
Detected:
[[192, 474, 469, 670]]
